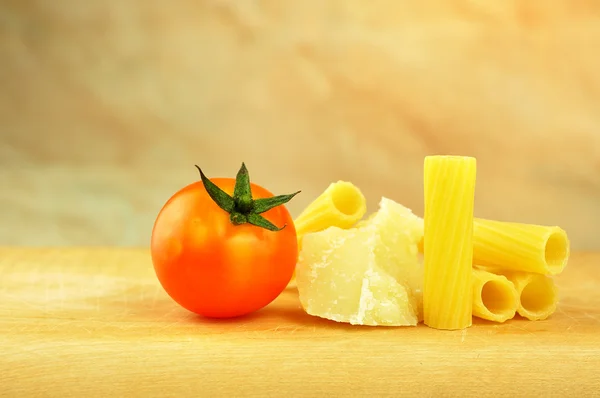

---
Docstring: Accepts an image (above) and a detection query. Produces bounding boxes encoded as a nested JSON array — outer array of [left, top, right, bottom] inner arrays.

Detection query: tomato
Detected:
[[150, 163, 299, 318]]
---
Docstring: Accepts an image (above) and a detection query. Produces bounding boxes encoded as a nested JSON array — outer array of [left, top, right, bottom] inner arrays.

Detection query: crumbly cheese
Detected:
[[296, 197, 424, 326]]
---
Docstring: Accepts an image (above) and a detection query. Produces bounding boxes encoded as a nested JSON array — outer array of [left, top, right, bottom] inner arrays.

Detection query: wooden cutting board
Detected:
[[1, 248, 599, 397]]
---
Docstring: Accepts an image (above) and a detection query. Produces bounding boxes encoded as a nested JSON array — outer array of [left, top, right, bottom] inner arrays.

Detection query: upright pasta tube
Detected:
[[293, 181, 367, 244], [472, 268, 518, 323], [423, 155, 477, 330], [473, 219, 569, 276]]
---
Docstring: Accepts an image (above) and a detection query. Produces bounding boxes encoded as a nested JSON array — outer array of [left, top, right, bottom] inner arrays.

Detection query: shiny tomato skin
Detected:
[[150, 178, 298, 318]]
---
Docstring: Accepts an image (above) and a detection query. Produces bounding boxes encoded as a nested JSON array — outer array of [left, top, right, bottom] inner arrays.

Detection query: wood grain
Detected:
[[0, 248, 599, 397], [1, 1, 600, 249]]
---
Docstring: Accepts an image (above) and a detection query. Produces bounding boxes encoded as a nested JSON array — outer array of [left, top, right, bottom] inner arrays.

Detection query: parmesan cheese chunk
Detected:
[[296, 198, 424, 326]]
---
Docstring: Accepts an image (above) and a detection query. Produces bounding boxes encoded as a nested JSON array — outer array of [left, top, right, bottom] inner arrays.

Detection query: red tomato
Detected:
[[150, 165, 299, 318]]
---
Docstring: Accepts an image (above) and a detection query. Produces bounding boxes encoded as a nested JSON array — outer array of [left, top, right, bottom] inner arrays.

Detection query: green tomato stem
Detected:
[[195, 162, 300, 232]]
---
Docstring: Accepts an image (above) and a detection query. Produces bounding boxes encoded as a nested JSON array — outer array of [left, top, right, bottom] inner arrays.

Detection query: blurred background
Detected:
[[1, 1, 599, 249]]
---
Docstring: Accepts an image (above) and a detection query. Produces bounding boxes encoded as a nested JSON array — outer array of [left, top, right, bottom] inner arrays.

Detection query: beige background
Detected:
[[1, 1, 599, 249]]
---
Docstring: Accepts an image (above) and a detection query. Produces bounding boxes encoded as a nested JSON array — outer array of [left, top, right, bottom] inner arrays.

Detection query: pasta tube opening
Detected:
[[331, 182, 365, 217], [544, 229, 570, 275], [481, 279, 516, 319], [519, 275, 557, 320], [294, 181, 367, 239], [472, 268, 517, 323]]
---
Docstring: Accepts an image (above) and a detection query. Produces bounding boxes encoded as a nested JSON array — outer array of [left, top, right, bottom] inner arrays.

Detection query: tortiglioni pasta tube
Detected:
[[423, 155, 477, 330], [497, 270, 558, 321], [417, 219, 570, 276], [472, 219, 569, 276], [294, 181, 367, 245], [291, 181, 367, 280], [472, 268, 518, 323]]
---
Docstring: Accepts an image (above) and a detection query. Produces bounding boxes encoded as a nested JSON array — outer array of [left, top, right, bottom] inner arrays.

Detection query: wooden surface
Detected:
[[1, 248, 599, 397], [2, 1, 600, 249]]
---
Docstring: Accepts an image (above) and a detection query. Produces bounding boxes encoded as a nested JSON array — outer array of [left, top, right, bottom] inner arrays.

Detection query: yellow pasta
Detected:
[[473, 219, 570, 276], [423, 155, 477, 330], [293, 181, 367, 245], [487, 269, 558, 321], [417, 220, 570, 276], [472, 268, 518, 323]]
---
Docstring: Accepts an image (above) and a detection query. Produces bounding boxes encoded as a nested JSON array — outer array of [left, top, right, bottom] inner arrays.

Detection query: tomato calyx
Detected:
[[195, 163, 300, 232]]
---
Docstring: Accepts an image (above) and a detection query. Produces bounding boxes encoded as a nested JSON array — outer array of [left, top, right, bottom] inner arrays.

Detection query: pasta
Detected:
[[472, 268, 518, 323], [290, 153, 567, 328], [472, 219, 570, 276], [484, 268, 558, 321], [423, 155, 477, 330], [293, 181, 367, 246]]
